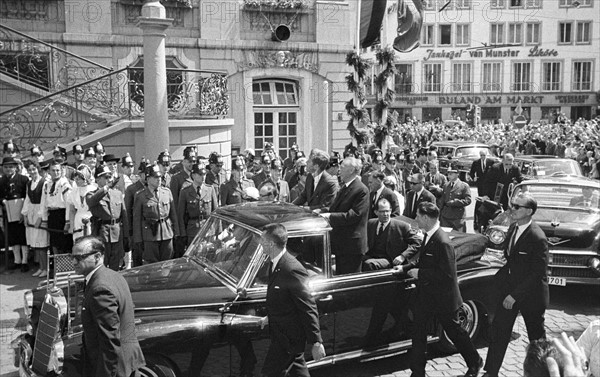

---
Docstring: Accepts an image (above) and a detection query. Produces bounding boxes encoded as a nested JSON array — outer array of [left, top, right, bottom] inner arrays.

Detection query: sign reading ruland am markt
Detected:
[[394, 94, 593, 106]]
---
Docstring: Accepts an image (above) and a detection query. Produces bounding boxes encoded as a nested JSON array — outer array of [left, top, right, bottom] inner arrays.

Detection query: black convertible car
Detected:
[[13, 202, 501, 377]]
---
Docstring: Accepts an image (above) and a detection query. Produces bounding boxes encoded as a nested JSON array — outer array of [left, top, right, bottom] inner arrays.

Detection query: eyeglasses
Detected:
[[69, 251, 97, 262], [408, 182, 416, 185], [511, 204, 530, 210]]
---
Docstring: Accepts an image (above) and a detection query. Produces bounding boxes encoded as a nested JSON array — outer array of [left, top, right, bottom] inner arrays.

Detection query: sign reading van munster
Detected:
[[422, 45, 559, 61]]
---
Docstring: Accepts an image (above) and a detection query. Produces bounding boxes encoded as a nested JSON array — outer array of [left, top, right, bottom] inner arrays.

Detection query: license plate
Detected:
[[548, 277, 566, 286]]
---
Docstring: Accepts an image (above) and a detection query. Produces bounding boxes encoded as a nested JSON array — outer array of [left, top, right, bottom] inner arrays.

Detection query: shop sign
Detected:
[[423, 46, 558, 61], [555, 95, 589, 104], [236, 50, 319, 73], [438, 95, 543, 105], [396, 96, 429, 105]]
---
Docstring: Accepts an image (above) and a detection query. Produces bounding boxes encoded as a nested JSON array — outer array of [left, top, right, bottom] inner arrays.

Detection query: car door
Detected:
[[313, 268, 416, 356]]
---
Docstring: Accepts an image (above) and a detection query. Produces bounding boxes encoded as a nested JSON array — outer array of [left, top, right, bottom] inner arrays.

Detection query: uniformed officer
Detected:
[[94, 142, 106, 164], [30, 145, 45, 163], [124, 158, 149, 267], [53, 145, 76, 181], [71, 144, 85, 169], [169, 145, 197, 176], [171, 147, 197, 257], [170, 147, 197, 210], [177, 164, 217, 244], [220, 157, 256, 205], [205, 152, 227, 203], [157, 150, 172, 188], [132, 163, 179, 264], [86, 165, 128, 271], [83, 147, 97, 173]]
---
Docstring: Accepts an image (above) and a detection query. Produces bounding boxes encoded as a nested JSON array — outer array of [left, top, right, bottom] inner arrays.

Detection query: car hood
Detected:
[[122, 258, 236, 310], [492, 208, 600, 248]]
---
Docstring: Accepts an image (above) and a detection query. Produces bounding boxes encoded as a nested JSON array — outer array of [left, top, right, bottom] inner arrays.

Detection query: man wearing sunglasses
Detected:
[[483, 192, 549, 377], [71, 236, 145, 377]]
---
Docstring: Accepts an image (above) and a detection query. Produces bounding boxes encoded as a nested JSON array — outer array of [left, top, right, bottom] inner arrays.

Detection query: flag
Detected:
[[393, 0, 424, 53], [360, 0, 387, 48]]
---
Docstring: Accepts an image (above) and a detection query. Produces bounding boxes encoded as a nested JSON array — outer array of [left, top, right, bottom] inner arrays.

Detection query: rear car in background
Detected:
[[432, 141, 500, 182], [484, 176, 600, 286], [513, 155, 583, 180]]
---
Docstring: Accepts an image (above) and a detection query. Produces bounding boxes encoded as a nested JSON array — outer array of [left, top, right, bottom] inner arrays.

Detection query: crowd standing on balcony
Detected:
[[1, 114, 599, 275]]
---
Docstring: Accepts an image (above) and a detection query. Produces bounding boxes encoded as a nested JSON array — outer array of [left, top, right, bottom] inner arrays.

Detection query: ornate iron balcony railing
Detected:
[[1, 67, 229, 152], [0, 24, 112, 92]]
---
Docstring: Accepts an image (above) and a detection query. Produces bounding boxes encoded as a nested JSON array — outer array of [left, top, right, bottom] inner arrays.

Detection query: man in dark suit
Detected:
[[440, 169, 472, 232], [398, 202, 482, 377], [260, 224, 325, 377], [483, 193, 549, 377], [320, 157, 370, 275], [484, 153, 523, 210], [363, 198, 421, 271], [293, 149, 338, 210], [367, 171, 400, 219], [470, 150, 495, 231], [71, 236, 145, 377], [402, 173, 436, 219]]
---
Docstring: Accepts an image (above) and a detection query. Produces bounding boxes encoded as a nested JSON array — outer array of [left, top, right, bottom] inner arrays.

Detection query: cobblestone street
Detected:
[[1, 266, 598, 377]]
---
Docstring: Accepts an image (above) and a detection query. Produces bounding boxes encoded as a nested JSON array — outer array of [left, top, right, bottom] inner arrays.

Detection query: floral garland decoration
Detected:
[[344, 52, 372, 146], [372, 46, 400, 149]]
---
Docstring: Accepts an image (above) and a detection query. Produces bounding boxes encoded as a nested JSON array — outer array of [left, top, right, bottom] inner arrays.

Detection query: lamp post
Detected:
[[136, 0, 173, 158]]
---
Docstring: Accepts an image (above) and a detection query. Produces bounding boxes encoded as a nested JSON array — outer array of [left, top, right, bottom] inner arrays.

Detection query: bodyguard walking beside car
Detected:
[[483, 192, 549, 377], [401, 202, 482, 377], [260, 223, 326, 377], [71, 236, 145, 377]]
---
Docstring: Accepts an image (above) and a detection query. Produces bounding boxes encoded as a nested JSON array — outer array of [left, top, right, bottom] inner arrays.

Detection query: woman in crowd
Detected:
[[67, 165, 96, 241], [21, 160, 49, 277], [289, 157, 308, 203]]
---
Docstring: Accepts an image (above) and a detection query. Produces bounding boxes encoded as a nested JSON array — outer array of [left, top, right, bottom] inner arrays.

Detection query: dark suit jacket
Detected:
[[495, 222, 549, 310], [368, 186, 400, 219], [402, 189, 436, 219], [366, 218, 421, 262], [266, 252, 322, 355], [440, 179, 472, 220], [82, 266, 145, 377], [292, 171, 339, 210], [410, 228, 463, 313], [327, 178, 370, 255], [470, 158, 495, 195], [484, 163, 523, 209]]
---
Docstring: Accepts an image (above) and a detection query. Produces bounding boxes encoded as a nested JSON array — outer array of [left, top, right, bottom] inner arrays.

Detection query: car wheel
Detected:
[[141, 357, 178, 377], [435, 300, 480, 354]]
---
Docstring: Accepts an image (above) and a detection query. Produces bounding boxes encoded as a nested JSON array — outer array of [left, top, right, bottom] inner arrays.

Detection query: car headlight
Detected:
[[488, 229, 506, 245], [24, 290, 33, 318], [588, 257, 600, 277]]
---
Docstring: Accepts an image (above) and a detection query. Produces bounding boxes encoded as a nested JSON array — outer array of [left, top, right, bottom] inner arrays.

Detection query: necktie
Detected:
[[50, 180, 57, 194], [482, 160, 485, 172], [197, 186, 201, 197], [508, 226, 519, 256], [155, 189, 159, 200], [413, 193, 419, 215], [377, 223, 383, 235], [422, 233, 428, 248], [450, 182, 454, 190]]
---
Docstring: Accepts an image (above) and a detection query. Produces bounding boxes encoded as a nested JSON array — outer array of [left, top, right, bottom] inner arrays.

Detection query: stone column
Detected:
[[136, 1, 173, 159]]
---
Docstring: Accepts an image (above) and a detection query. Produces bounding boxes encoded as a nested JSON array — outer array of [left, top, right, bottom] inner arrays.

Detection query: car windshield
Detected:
[[512, 183, 600, 213], [530, 160, 582, 176], [437, 147, 456, 157], [456, 147, 489, 158], [186, 217, 261, 283]]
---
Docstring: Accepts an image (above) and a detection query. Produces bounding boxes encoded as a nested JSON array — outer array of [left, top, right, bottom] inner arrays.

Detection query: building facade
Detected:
[[371, 0, 600, 124], [1, 0, 359, 158]]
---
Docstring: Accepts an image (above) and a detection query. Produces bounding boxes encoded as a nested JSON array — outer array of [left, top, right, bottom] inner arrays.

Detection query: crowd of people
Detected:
[[2, 115, 599, 377], [1, 115, 598, 276]]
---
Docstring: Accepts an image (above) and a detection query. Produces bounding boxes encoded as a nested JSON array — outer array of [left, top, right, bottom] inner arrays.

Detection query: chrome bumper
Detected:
[[11, 334, 39, 377]]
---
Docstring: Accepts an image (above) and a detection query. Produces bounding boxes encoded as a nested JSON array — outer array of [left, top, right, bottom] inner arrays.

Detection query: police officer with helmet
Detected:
[[132, 163, 179, 264]]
